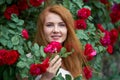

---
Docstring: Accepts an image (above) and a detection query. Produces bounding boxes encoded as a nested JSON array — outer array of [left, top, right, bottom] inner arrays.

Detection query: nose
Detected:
[[53, 26, 60, 33]]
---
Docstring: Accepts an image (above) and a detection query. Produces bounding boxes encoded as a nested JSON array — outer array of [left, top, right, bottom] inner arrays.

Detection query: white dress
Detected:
[[35, 68, 73, 80]]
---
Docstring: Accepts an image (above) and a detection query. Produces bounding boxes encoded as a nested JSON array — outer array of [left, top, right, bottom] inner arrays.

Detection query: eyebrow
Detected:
[[45, 21, 65, 24]]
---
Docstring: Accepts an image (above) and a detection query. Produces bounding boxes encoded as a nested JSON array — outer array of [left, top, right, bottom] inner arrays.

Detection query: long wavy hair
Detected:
[[34, 5, 86, 78]]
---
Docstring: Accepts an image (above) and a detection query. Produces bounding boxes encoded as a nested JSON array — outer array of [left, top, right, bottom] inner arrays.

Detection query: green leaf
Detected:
[[7, 22, 17, 29], [59, 47, 67, 56], [17, 20, 24, 26], [0, 0, 5, 5], [27, 58, 34, 64], [72, 0, 83, 8], [87, 22, 96, 32], [74, 74, 82, 80], [3, 67, 16, 80], [5, 0, 13, 4], [17, 61, 26, 68], [61, 52, 72, 58], [27, 41, 32, 49], [11, 35, 19, 45], [34, 43, 39, 50], [0, 38, 7, 46], [20, 68, 29, 78], [8, 29, 15, 34], [17, 46, 25, 55], [31, 44, 41, 57], [76, 30, 89, 40], [40, 46, 46, 58], [7, 40, 13, 48], [20, 56, 27, 61], [98, 46, 105, 52], [3, 68, 9, 80], [63, 0, 70, 9], [20, 73, 27, 78], [34, 50, 40, 57], [93, 1, 103, 8], [106, 22, 114, 31], [59, 47, 74, 58], [3, 33, 9, 39], [65, 74, 72, 80], [113, 0, 120, 3], [11, 14, 19, 23], [0, 27, 9, 39], [17, 27, 23, 32]]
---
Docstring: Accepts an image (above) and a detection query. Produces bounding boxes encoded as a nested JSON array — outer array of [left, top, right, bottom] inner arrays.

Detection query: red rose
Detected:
[[77, 8, 91, 19], [118, 26, 120, 33], [83, 66, 92, 80], [4, 4, 19, 20], [40, 57, 49, 72], [97, 24, 105, 32], [100, 31, 111, 46], [100, 0, 109, 5], [4, 50, 19, 65], [0, 49, 7, 66], [110, 11, 120, 23], [30, 58, 49, 76], [109, 29, 118, 45], [22, 29, 29, 40], [110, 3, 120, 23], [110, 3, 120, 24], [30, 0, 44, 7], [111, 3, 120, 11], [30, 64, 43, 76], [83, 0, 89, 2], [107, 45, 113, 54], [17, 0, 29, 11], [75, 19, 87, 30], [84, 43, 96, 61], [44, 41, 62, 53], [30, 64, 42, 76]]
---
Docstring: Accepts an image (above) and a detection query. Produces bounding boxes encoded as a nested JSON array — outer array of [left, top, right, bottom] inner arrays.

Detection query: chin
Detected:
[[50, 40, 62, 43]]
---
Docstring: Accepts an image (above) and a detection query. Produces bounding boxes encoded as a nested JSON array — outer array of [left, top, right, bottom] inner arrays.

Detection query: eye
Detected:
[[45, 23, 54, 27], [59, 22, 66, 27]]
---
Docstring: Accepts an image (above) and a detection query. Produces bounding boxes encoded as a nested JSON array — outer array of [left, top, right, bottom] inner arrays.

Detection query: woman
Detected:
[[34, 5, 86, 80]]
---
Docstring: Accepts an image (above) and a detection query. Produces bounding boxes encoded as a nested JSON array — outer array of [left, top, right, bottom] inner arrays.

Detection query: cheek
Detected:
[[61, 30, 67, 44], [63, 29, 67, 39], [64, 28, 67, 36], [43, 27, 52, 41], [44, 27, 50, 35]]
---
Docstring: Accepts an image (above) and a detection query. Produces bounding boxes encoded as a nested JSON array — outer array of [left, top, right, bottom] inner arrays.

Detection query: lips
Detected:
[[51, 35, 61, 40]]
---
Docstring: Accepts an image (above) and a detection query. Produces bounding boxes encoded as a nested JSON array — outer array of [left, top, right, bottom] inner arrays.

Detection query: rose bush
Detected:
[[0, 0, 120, 80]]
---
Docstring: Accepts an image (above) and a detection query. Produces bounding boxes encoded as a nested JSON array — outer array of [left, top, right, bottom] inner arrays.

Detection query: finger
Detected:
[[47, 58, 62, 74], [49, 55, 60, 66], [52, 58, 62, 70], [54, 61, 62, 72]]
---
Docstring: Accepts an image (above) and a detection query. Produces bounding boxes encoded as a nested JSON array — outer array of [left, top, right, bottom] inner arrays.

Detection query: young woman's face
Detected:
[[44, 12, 67, 44]]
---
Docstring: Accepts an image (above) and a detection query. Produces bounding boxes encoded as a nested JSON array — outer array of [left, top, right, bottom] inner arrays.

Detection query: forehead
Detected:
[[45, 12, 64, 23]]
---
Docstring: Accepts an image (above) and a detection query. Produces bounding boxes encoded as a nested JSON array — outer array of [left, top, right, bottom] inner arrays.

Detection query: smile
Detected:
[[51, 35, 61, 40]]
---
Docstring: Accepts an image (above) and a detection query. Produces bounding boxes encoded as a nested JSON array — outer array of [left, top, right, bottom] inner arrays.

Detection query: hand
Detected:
[[41, 55, 62, 80]]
